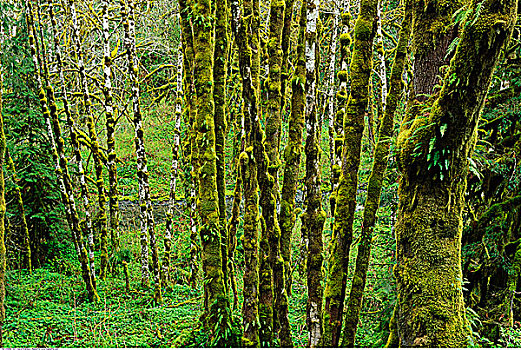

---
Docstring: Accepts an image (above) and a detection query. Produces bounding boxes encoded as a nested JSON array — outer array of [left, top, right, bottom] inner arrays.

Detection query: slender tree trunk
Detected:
[[278, 0, 296, 299], [213, 0, 230, 293], [326, 9, 339, 196], [0, 31, 7, 347], [323, 0, 379, 345], [394, 0, 517, 346], [179, 0, 199, 289], [341, 5, 412, 346], [69, 0, 110, 280], [101, 0, 120, 255], [279, 0, 306, 321], [47, 0, 97, 285], [227, 75, 242, 310], [232, 0, 261, 345], [329, 0, 351, 216], [264, 0, 292, 344], [25, 0, 98, 302], [280, 0, 295, 115], [122, 0, 162, 303], [192, 0, 230, 341], [300, 0, 325, 345], [163, 46, 183, 286]]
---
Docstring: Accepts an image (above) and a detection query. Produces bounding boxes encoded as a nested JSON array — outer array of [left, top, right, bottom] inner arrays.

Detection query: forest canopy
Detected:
[[0, 0, 520, 347]]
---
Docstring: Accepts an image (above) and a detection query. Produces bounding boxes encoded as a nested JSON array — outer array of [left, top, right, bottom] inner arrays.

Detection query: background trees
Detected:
[[0, 0, 520, 347]]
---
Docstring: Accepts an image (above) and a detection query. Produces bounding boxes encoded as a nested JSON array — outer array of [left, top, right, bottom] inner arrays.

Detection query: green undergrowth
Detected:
[[4, 268, 203, 347]]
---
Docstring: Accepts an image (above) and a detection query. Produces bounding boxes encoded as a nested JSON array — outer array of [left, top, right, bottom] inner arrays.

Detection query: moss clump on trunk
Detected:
[[323, 0, 379, 346], [341, 3, 412, 346]]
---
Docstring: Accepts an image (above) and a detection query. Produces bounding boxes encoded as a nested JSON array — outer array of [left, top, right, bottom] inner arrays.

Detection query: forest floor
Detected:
[[4, 262, 311, 347], [3, 104, 397, 348]]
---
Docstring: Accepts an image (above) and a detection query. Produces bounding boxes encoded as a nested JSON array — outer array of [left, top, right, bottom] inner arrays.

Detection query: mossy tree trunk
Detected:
[[300, 0, 326, 345], [329, 0, 351, 215], [102, 0, 120, 255], [326, 9, 339, 194], [322, 0, 379, 345], [163, 46, 183, 286], [213, 0, 230, 293], [47, 0, 96, 285], [25, 0, 98, 302], [232, 0, 262, 344], [265, 0, 292, 344], [179, 0, 199, 289], [122, 0, 162, 303], [394, 0, 517, 346], [69, 0, 110, 280], [279, 0, 306, 311], [341, 4, 412, 346], [192, 0, 230, 342], [0, 30, 7, 346]]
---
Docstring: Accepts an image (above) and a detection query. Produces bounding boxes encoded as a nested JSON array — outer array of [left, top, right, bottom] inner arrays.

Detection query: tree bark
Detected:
[[323, 0, 379, 345], [342, 4, 412, 346], [394, 0, 517, 345]]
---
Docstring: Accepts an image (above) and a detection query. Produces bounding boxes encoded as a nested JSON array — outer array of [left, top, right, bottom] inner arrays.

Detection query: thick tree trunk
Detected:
[[322, 0, 379, 346], [394, 0, 517, 346]]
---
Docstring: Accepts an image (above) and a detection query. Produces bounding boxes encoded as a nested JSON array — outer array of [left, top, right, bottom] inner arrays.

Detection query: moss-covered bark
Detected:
[[300, 0, 325, 345], [25, 1, 98, 302], [192, 0, 230, 342], [0, 33, 7, 345], [47, 0, 96, 285], [279, 0, 306, 316], [264, 0, 292, 345], [232, 0, 262, 344], [101, 0, 120, 255], [341, 4, 412, 346], [322, 0, 378, 346], [7, 152, 31, 272], [410, 0, 463, 100], [213, 0, 230, 294], [394, 0, 517, 346], [227, 80, 242, 310], [163, 47, 183, 286], [122, 0, 162, 303], [279, 0, 295, 114], [329, 0, 352, 215], [236, 0, 275, 345], [69, 1, 109, 281], [69, 0, 110, 280], [179, 0, 199, 289]]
